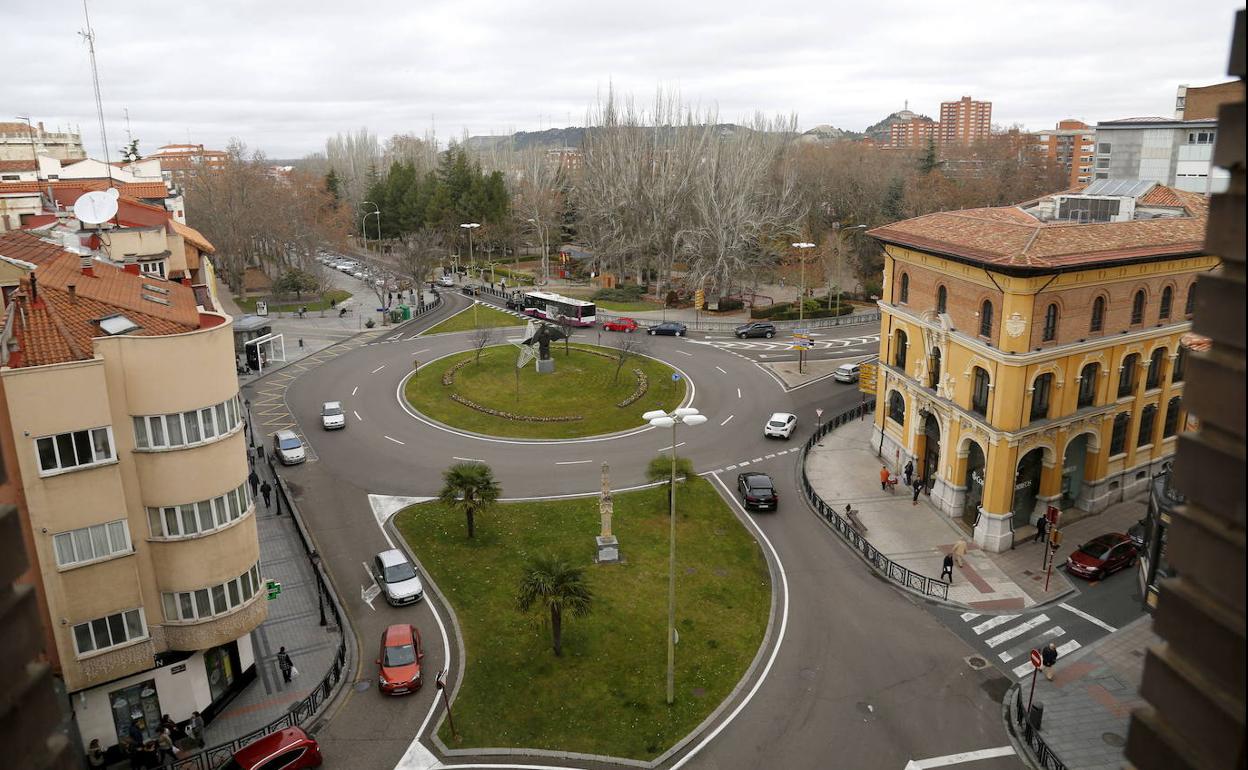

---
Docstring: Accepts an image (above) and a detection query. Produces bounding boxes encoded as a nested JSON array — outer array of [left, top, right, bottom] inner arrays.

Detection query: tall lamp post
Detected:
[[460, 223, 480, 272], [361, 201, 381, 250], [791, 242, 816, 324], [829, 224, 868, 314], [642, 406, 708, 705]]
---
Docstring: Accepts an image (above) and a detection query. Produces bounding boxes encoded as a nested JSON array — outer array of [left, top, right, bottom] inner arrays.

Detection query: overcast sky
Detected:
[[2, 0, 1242, 159]]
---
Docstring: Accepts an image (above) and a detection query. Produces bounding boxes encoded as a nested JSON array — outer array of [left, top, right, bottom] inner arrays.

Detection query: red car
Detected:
[[602, 317, 639, 332], [377, 623, 424, 695], [1065, 532, 1137, 580], [220, 727, 322, 770]]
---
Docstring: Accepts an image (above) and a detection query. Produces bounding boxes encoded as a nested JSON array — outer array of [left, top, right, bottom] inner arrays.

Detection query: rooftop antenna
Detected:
[[78, 0, 114, 189], [124, 107, 132, 146]]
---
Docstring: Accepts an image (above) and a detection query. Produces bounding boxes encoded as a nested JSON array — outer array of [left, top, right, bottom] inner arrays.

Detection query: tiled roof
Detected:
[[0, 231, 199, 367], [0, 160, 36, 172], [168, 219, 215, 253], [869, 185, 1209, 270], [0, 180, 169, 200]]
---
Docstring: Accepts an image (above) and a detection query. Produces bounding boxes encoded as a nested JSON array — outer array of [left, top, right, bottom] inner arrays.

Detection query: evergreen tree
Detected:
[[324, 168, 342, 206], [918, 138, 940, 175]]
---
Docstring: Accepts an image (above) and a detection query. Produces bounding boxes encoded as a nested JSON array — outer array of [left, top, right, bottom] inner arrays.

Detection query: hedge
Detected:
[[751, 300, 854, 320]]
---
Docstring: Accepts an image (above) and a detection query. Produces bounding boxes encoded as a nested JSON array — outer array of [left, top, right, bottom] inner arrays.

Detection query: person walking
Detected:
[[276, 646, 294, 683], [155, 726, 176, 766], [248, 469, 259, 497], [87, 739, 106, 768], [903, 459, 914, 487], [190, 711, 206, 748], [1042, 641, 1059, 680], [912, 476, 923, 505], [260, 480, 273, 510], [941, 552, 954, 583], [953, 538, 968, 567], [1035, 514, 1049, 544], [880, 465, 891, 492]]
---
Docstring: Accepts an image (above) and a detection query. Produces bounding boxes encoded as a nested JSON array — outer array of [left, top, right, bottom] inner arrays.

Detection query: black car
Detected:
[[648, 321, 688, 337], [460, 285, 478, 296], [734, 322, 776, 339], [737, 472, 778, 511]]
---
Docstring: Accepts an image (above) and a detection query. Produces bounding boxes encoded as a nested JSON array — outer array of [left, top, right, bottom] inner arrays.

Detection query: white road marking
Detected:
[[452, 456, 484, 463], [371, 364, 386, 374], [752, 457, 764, 463], [1012, 661, 1040, 679], [1011, 639, 1083, 678], [903, 745, 1016, 769], [716, 366, 727, 374], [765, 453, 776, 459], [351, 386, 358, 396], [361, 583, 380, 611], [972, 614, 1019, 634], [555, 460, 592, 465], [411, 348, 429, 356], [353, 411, 362, 421], [1055, 639, 1082, 656], [720, 415, 734, 426], [738, 460, 749, 466], [999, 626, 1066, 662], [384, 435, 405, 445], [960, 612, 981, 621], [737, 388, 742, 398], [985, 614, 1050, 648], [726, 464, 738, 470], [1059, 602, 1118, 632], [675, 350, 693, 356], [659, 442, 687, 452]]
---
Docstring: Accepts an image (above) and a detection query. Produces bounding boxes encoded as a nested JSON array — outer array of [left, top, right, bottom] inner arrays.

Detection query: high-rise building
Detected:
[[1031, 119, 1097, 188], [867, 179, 1213, 552], [939, 96, 993, 145], [1093, 116, 1230, 194], [887, 116, 939, 149], [1174, 79, 1245, 119], [146, 144, 229, 186]]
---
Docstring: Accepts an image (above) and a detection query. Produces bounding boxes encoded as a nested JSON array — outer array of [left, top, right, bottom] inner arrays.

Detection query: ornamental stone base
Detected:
[[595, 535, 620, 564], [536, 358, 555, 374], [974, 508, 1014, 553]]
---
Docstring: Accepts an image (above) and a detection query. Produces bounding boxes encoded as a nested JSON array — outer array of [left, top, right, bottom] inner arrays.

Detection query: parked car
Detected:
[[737, 472, 778, 511], [321, 401, 346, 430], [833, 363, 861, 383], [1065, 532, 1138, 580], [219, 727, 322, 770], [272, 430, 306, 465], [734, 321, 776, 339], [377, 623, 424, 696], [648, 321, 688, 336], [763, 412, 797, 439], [603, 317, 639, 332], [373, 549, 424, 605]]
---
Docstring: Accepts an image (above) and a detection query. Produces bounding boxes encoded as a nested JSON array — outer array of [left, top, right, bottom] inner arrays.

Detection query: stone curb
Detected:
[[1002, 682, 1043, 770]]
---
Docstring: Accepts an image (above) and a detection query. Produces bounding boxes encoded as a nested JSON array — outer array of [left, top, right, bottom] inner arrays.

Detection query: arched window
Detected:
[[1110, 412, 1131, 455], [887, 391, 906, 425], [936, 285, 947, 314], [1159, 286, 1173, 320], [1030, 373, 1053, 423], [1118, 354, 1139, 398], [1131, 290, 1146, 325], [1042, 303, 1058, 342], [971, 367, 990, 416], [1090, 296, 1105, 333], [1137, 404, 1158, 447], [1185, 283, 1196, 316], [1146, 348, 1166, 389], [927, 348, 942, 389], [1163, 397, 1182, 438], [1173, 347, 1187, 383], [1078, 363, 1099, 408], [899, 273, 909, 304], [894, 330, 908, 369], [979, 300, 993, 337]]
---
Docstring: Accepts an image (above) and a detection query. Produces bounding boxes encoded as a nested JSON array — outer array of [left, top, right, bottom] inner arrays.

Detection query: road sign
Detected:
[[436, 669, 447, 690], [694, 289, 705, 309], [816, 408, 824, 417], [255, 300, 268, 316], [1030, 649, 1043, 668], [266, 579, 282, 600], [858, 361, 878, 393], [671, 373, 681, 381]]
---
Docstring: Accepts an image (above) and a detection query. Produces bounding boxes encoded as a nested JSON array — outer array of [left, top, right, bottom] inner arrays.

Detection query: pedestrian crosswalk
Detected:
[[958, 610, 1083, 679]]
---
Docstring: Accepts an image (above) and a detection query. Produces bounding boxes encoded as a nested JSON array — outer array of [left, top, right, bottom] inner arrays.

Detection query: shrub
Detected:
[[715, 297, 745, 311], [750, 300, 853, 320], [646, 454, 695, 485], [665, 290, 680, 308], [592, 285, 647, 302]]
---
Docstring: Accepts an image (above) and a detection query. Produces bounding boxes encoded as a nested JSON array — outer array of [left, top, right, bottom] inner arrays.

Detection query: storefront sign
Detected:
[[171, 664, 186, 675]]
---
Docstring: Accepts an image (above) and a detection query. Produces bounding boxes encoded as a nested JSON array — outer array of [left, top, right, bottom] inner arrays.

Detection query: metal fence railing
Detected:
[[798, 399, 950, 602], [1012, 687, 1069, 770]]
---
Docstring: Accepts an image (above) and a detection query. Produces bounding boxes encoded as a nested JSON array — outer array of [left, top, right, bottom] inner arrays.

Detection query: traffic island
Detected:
[[422, 303, 528, 335], [392, 478, 770, 760]]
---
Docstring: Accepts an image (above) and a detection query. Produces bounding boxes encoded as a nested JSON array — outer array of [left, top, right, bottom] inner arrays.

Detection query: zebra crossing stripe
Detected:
[[960, 612, 980, 622], [999, 626, 1066, 662], [984, 614, 1050, 648], [1011, 639, 1082, 678], [972, 614, 1019, 634]]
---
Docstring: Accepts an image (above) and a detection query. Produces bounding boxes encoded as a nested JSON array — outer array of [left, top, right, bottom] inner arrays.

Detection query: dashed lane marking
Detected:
[[353, 411, 362, 421], [371, 364, 386, 374], [716, 366, 727, 374], [721, 415, 734, 426], [351, 386, 358, 396], [384, 435, 405, 445], [555, 460, 593, 465], [452, 456, 484, 463]]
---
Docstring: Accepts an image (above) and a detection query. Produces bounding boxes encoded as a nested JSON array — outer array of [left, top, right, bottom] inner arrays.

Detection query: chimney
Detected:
[[29, 274, 40, 307], [68, 285, 77, 304], [123, 254, 140, 276], [80, 254, 94, 277]]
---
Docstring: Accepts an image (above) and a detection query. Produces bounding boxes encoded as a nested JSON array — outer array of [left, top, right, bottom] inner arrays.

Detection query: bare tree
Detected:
[[395, 230, 445, 293], [512, 147, 565, 284], [471, 325, 497, 364], [608, 331, 648, 383]]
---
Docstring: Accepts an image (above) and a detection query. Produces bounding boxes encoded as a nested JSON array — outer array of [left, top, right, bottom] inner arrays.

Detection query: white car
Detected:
[[763, 412, 797, 440], [438, 274, 455, 287], [321, 401, 346, 430], [272, 430, 307, 465], [834, 363, 861, 383]]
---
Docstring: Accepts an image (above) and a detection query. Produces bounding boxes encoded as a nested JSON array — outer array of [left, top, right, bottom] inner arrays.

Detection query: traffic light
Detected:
[[1049, 529, 1063, 548]]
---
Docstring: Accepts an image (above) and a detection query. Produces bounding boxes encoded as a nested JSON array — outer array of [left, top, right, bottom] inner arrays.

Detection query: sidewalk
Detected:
[[1010, 616, 1156, 770], [804, 416, 1147, 610]]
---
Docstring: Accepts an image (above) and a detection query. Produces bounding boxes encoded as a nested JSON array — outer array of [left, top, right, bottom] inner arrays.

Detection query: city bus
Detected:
[[520, 291, 597, 327]]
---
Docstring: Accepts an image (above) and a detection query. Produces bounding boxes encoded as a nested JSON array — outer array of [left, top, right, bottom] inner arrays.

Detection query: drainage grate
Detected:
[[965, 655, 990, 670], [1102, 732, 1126, 747]]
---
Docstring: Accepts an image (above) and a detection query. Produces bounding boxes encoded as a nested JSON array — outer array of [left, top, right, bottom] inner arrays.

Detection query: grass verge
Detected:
[[423, 304, 529, 335], [235, 289, 352, 314], [394, 477, 770, 759]]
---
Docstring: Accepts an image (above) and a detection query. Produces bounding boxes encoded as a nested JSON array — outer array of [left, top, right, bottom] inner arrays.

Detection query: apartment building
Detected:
[[887, 116, 939, 149], [1031, 119, 1097, 187], [0, 230, 263, 750], [867, 179, 1215, 552], [0, 121, 86, 163], [1174, 79, 1245, 119], [939, 96, 993, 145], [146, 144, 229, 186], [1093, 116, 1230, 194]]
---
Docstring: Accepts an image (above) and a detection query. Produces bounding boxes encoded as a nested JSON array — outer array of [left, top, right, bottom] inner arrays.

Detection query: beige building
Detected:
[[0, 121, 86, 163], [0, 230, 263, 749]]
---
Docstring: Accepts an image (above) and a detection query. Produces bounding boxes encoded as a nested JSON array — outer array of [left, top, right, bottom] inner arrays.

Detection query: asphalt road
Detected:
[[253, 292, 1020, 770]]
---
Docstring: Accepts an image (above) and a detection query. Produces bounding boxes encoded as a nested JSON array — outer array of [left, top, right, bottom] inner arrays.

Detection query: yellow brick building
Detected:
[[867, 180, 1217, 551]]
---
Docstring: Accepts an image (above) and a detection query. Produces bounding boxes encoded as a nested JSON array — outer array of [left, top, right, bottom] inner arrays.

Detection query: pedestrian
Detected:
[[953, 537, 968, 567], [880, 464, 891, 492], [941, 552, 954, 582], [87, 739, 105, 768], [190, 711, 206, 748], [903, 459, 914, 487], [248, 469, 259, 497], [260, 480, 273, 510], [912, 476, 923, 505], [155, 726, 176, 766], [1042, 641, 1059, 680], [276, 646, 294, 683], [1035, 514, 1048, 544], [159, 714, 181, 743], [127, 719, 144, 748], [330, 297, 337, 309]]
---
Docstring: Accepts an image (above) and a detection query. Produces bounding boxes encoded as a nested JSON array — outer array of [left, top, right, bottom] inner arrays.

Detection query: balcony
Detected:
[[161, 594, 267, 652]]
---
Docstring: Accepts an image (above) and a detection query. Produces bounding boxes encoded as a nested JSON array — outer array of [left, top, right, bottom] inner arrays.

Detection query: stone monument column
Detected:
[[596, 462, 620, 563]]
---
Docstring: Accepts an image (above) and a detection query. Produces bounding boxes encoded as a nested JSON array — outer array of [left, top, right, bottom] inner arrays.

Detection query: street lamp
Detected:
[[830, 224, 868, 314], [361, 201, 381, 250], [642, 406, 708, 705], [460, 223, 481, 271], [309, 550, 328, 627], [791, 242, 816, 324]]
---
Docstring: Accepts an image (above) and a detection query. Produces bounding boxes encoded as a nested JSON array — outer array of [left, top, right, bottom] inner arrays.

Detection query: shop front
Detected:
[[1012, 447, 1045, 527]]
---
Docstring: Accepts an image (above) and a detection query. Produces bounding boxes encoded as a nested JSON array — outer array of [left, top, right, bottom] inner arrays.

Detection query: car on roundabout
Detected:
[[833, 363, 861, 383], [373, 549, 424, 605], [377, 623, 424, 696], [438, 273, 455, 287], [1065, 532, 1137, 580], [763, 412, 797, 439], [738, 472, 778, 511], [734, 321, 776, 339], [219, 726, 322, 770], [602, 317, 639, 332], [648, 321, 688, 336], [320, 401, 345, 430]]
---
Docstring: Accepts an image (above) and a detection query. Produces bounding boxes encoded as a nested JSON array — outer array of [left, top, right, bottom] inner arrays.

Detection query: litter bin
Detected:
[[1028, 701, 1044, 730], [389, 309, 403, 324], [399, 304, 411, 320]]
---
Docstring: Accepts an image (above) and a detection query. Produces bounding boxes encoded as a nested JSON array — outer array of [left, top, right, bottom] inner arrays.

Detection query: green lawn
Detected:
[[394, 478, 770, 759], [235, 289, 352, 314], [422, 304, 529, 335], [560, 290, 663, 314], [405, 343, 686, 439]]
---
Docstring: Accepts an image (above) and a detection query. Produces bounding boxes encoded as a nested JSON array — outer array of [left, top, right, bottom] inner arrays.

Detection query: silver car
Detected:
[[272, 430, 306, 465], [321, 401, 346, 430], [833, 363, 861, 383], [373, 549, 424, 606]]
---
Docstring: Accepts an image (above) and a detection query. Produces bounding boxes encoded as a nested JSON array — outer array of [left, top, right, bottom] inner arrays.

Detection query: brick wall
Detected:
[[1029, 275, 1198, 349], [892, 262, 1002, 343]]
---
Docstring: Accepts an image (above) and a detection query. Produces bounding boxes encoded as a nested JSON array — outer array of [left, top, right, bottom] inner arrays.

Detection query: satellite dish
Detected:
[[73, 189, 119, 225]]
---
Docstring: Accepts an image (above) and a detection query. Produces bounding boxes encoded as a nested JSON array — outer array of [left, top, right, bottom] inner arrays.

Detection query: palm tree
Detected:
[[438, 462, 501, 538], [516, 557, 594, 657]]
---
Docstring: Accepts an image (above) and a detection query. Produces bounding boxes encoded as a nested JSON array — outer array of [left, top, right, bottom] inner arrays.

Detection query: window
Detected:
[[1042, 304, 1058, 342], [1131, 290, 1146, 325], [1163, 397, 1182, 437], [1118, 354, 1139, 397], [1185, 284, 1196, 316], [894, 330, 908, 369], [928, 348, 941, 389], [53, 520, 131, 568], [887, 391, 905, 425], [971, 367, 990, 416], [35, 428, 114, 475], [1098, 142, 1112, 154], [134, 396, 243, 450], [147, 482, 252, 539], [1078, 363, 1099, 408], [979, 300, 993, 337], [1172, 347, 1187, 383], [936, 285, 947, 314], [898, 273, 909, 304], [1138, 404, 1157, 447], [139, 260, 166, 278], [1146, 348, 1166, 389], [163, 562, 262, 623], [1030, 374, 1053, 423], [72, 608, 146, 656], [1159, 287, 1172, 320], [1110, 413, 1131, 455], [1095, 157, 1110, 169], [1090, 296, 1105, 332]]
